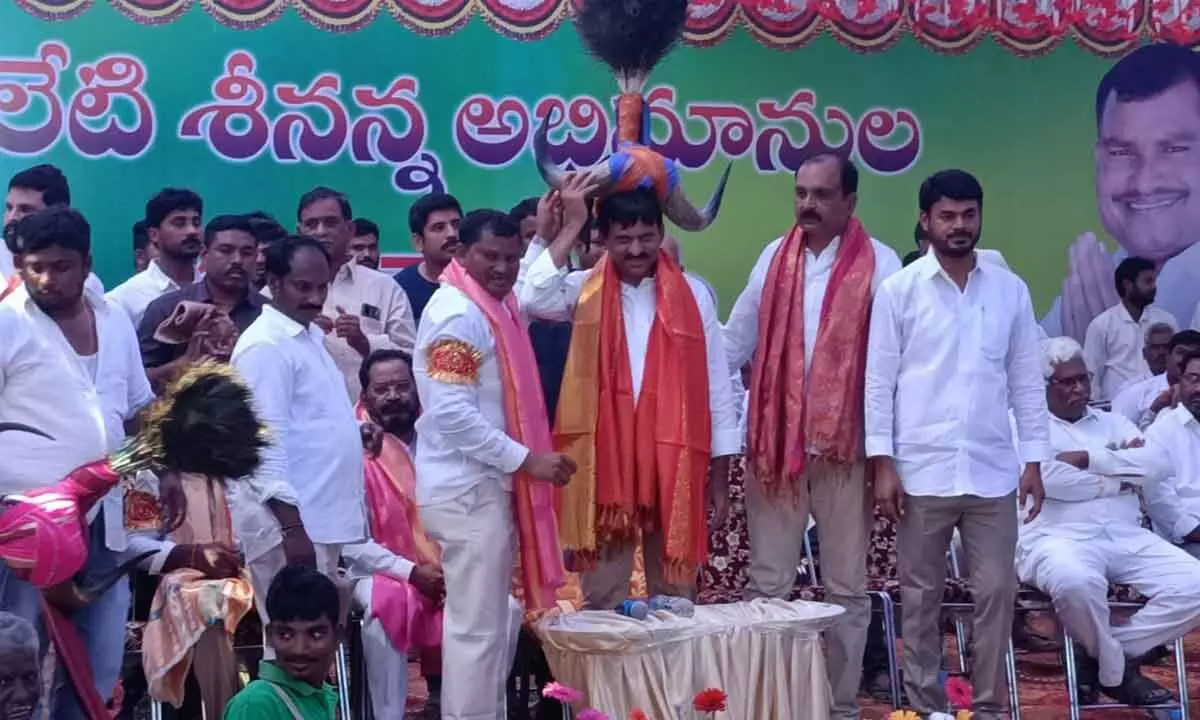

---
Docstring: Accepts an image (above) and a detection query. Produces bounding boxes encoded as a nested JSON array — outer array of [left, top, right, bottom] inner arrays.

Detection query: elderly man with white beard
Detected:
[[1019, 336, 1200, 706]]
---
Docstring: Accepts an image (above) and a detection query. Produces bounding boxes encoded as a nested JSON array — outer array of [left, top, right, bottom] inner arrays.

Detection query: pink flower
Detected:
[[945, 675, 974, 709], [577, 710, 610, 720], [541, 681, 584, 704]]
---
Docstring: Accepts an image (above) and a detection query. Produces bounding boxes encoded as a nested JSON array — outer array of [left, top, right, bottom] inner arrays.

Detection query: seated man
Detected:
[[223, 566, 342, 720], [1144, 348, 1200, 557], [341, 349, 520, 719], [1111, 329, 1200, 430], [124, 471, 254, 719], [1018, 337, 1200, 705]]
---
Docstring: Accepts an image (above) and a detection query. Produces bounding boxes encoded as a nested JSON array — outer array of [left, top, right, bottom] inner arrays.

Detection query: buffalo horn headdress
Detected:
[[533, 0, 731, 232]]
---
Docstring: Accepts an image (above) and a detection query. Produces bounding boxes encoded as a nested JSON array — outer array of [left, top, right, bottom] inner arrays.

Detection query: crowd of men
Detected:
[[4, 41, 1200, 720]]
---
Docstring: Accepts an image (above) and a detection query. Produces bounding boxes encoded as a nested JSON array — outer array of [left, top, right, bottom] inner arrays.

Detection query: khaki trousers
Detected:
[[420, 481, 519, 720], [582, 530, 696, 610], [898, 492, 1017, 720], [742, 464, 871, 720]]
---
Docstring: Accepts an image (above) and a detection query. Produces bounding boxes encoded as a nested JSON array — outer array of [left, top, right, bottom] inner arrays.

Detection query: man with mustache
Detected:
[[1143, 349, 1200, 559], [1020, 336, 1200, 706], [522, 175, 739, 613], [3, 205, 156, 718], [722, 153, 900, 720], [867, 169, 1048, 720], [231, 235, 371, 663], [349, 218, 382, 270], [1082, 256, 1176, 403], [343, 349, 445, 719], [1047, 43, 1200, 341], [415, 209, 573, 720], [344, 349, 524, 719], [108, 188, 204, 328], [397, 192, 463, 325], [137, 214, 266, 391], [295, 187, 416, 400], [1112, 328, 1200, 430], [2, 165, 104, 301], [0, 613, 39, 720]]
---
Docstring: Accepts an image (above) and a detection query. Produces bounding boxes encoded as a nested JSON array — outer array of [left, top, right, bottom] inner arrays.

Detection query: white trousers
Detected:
[[352, 577, 523, 720], [1017, 527, 1200, 686], [420, 481, 521, 720], [247, 543, 343, 661]]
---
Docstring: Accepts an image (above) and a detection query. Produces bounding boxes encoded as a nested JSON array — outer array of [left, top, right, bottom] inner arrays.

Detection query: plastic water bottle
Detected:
[[615, 599, 649, 619], [648, 595, 695, 617]]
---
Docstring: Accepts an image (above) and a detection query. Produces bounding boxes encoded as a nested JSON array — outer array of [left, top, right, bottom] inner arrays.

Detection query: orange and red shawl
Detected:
[[0, 459, 122, 720], [355, 403, 443, 651], [555, 252, 711, 584], [438, 260, 566, 611], [747, 218, 875, 493], [139, 475, 253, 708]]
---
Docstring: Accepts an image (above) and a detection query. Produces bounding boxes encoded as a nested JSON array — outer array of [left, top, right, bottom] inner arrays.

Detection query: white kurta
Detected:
[[1110, 372, 1170, 430], [1144, 405, 1200, 545], [413, 285, 525, 720], [1082, 303, 1177, 403], [2, 286, 153, 550], [865, 253, 1050, 497], [1016, 408, 1200, 686]]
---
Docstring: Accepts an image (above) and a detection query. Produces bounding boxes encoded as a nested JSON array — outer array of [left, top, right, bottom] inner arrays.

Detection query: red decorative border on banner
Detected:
[[11, 0, 1200, 52]]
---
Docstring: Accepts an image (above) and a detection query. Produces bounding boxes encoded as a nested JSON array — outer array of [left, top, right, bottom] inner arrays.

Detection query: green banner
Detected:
[[0, 3, 1158, 334]]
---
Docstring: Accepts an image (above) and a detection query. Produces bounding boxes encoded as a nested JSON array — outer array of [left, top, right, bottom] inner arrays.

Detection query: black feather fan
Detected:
[[575, 0, 688, 91], [112, 361, 268, 480]]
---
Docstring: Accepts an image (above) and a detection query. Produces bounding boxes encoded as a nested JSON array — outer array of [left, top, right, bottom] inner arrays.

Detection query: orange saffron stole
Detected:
[[555, 252, 712, 583], [747, 217, 876, 493]]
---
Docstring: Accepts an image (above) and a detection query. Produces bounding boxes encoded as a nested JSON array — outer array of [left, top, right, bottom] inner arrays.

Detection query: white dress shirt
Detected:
[[322, 261, 417, 399], [3, 286, 153, 550], [0, 304, 107, 497], [519, 251, 741, 457], [724, 234, 902, 374], [1024, 408, 1167, 544], [865, 252, 1050, 498], [1083, 303, 1177, 402], [342, 440, 418, 583], [1110, 372, 1170, 430], [1143, 405, 1200, 543], [414, 286, 530, 507], [231, 304, 367, 561], [107, 260, 190, 329]]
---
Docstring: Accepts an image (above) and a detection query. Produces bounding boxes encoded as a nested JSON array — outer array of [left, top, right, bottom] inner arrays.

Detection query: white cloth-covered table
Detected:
[[535, 598, 844, 718]]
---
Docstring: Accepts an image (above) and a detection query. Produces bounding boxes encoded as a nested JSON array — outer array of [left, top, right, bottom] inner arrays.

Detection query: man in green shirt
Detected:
[[224, 566, 342, 720]]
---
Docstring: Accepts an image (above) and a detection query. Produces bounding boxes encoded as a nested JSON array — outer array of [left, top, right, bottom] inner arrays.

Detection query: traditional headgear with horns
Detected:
[[533, 0, 731, 232]]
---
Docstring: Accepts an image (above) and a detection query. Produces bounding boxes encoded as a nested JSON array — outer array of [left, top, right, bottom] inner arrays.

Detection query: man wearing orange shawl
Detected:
[[413, 209, 574, 720], [519, 176, 740, 610], [723, 154, 901, 719], [344, 348, 525, 719]]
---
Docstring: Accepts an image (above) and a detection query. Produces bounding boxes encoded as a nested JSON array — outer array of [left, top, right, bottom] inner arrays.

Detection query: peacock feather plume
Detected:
[[575, 0, 688, 93], [109, 360, 268, 479]]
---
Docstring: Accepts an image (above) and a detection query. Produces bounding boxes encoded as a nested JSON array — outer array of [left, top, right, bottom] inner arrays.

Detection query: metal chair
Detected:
[[1015, 584, 1191, 720], [798, 523, 902, 709]]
